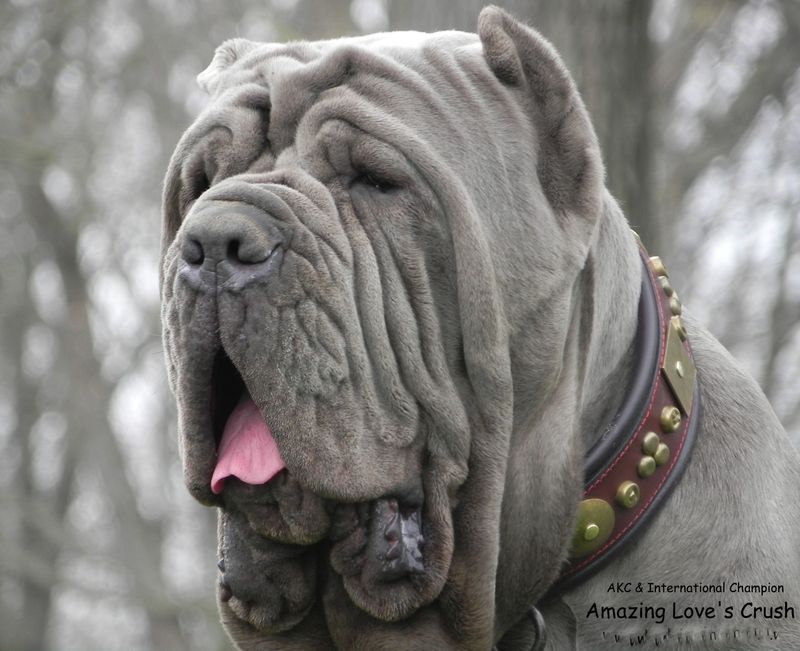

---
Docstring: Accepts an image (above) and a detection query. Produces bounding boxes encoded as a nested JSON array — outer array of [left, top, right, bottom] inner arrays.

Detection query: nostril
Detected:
[[182, 238, 204, 265]]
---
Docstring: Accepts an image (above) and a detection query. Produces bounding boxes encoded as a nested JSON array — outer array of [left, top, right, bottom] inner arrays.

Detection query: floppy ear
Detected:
[[478, 6, 603, 233], [197, 38, 258, 95]]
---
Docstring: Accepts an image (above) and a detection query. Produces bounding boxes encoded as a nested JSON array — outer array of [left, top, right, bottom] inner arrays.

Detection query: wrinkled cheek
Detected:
[[258, 383, 424, 504]]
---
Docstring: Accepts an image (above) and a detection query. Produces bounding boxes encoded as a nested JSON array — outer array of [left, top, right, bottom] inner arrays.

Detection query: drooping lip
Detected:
[[175, 336, 449, 624], [204, 351, 438, 622], [199, 346, 424, 552], [218, 493, 432, 633], [175, 343, 282, 507]]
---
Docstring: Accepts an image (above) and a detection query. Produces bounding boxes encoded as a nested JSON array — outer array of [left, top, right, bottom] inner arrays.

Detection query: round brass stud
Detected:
[[659, 276, 674, 297], [671, 316, 688, 341], [650, 256, 668, 277], [638, 455, 656, 478], [669, 296, 682, 316], [642, 431, 660, 455], [660, 406, 682, 433], [583, 523, 600, 541], [676, 360, 685, 378], [616, 481, 640, 509], [654, 443, 671, 466], [571, 499, 615, 557]]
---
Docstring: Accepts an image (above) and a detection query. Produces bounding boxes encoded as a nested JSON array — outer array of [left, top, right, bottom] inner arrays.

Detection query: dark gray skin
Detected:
[[160, 7, 800, 650]]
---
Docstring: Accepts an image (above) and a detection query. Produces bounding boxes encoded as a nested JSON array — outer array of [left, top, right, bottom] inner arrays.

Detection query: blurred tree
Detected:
[[1, 0, 259, 648], [287, 0, 357, 38], [658, 0, 800, 447]]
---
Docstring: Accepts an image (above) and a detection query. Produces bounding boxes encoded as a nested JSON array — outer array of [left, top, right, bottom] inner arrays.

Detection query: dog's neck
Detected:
[[577, 195, 642, 452]]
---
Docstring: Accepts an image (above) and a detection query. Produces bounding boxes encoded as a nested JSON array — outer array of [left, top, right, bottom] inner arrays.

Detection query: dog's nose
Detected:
[[181, 203, 281, 267], [178, 202, 283, 291]]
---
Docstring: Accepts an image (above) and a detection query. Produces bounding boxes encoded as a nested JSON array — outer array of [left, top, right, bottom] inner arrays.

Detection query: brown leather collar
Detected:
[[550, 246, 701, 594], [496, 246, 702, 651]]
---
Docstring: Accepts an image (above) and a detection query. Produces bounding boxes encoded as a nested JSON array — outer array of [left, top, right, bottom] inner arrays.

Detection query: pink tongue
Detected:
[[211, 395, 286, 494]]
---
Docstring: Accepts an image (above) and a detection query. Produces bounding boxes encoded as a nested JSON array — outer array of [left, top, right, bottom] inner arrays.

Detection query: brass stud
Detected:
[[676, 360, 685, 378], [616, 481, 640, 509], [669, 296, 682, 316], [571, 499, 615, 557], [642, 431, 660, 455], [659, 276, 674, 297], [583, 523, 600, 541], [650, 256, 668, 277], [671, 316, 687, 341], [638, 455, 657, 478], [661, 406, 682, 432], [654, 443, 671, 466]]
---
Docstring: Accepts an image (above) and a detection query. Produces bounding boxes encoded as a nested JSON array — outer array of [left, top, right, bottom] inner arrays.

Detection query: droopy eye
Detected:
[[352, 171, 398, 194]]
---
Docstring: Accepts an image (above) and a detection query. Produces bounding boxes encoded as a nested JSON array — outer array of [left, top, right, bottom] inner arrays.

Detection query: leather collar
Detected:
[[496, 245, 702, 651], [550, 245, 701, 594]]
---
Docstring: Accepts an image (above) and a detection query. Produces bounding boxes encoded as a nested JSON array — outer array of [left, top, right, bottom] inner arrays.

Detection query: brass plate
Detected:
[[571, 498, 615, 558], [662, 319, 696, 414]]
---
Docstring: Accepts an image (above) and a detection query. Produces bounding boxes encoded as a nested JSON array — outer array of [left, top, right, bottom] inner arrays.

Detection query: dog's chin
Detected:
[[216, 472, 455, 632]]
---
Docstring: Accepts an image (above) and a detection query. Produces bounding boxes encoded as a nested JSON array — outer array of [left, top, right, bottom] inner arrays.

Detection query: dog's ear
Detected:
[[197, 38, 258, 95], [478, 6, 603, 230]]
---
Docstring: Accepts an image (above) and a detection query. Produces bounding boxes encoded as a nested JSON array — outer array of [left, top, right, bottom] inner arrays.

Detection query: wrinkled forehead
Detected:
[[202, 30, 479, 94], [197, 30, 489, 151]]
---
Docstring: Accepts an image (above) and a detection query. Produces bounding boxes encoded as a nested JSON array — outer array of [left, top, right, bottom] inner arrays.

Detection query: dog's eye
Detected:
[[353, 171, 398, 194]]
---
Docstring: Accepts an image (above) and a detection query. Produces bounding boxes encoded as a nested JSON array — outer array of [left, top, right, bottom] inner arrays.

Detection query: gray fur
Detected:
[[160, 6, 800, 649]]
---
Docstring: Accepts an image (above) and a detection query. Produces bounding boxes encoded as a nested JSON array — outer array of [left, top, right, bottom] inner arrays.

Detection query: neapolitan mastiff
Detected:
[[160, 6, 800, 650]]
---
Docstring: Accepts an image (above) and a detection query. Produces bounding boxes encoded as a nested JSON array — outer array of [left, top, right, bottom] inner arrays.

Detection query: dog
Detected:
[[159, 6, 800, 649]]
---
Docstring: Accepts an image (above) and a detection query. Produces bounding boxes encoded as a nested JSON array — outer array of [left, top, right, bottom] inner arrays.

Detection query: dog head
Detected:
[[160, 7, 602, 648]]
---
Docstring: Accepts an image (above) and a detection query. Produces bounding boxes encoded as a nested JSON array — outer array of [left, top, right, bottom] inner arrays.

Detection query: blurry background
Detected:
[[1, 0, 798, 649]]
